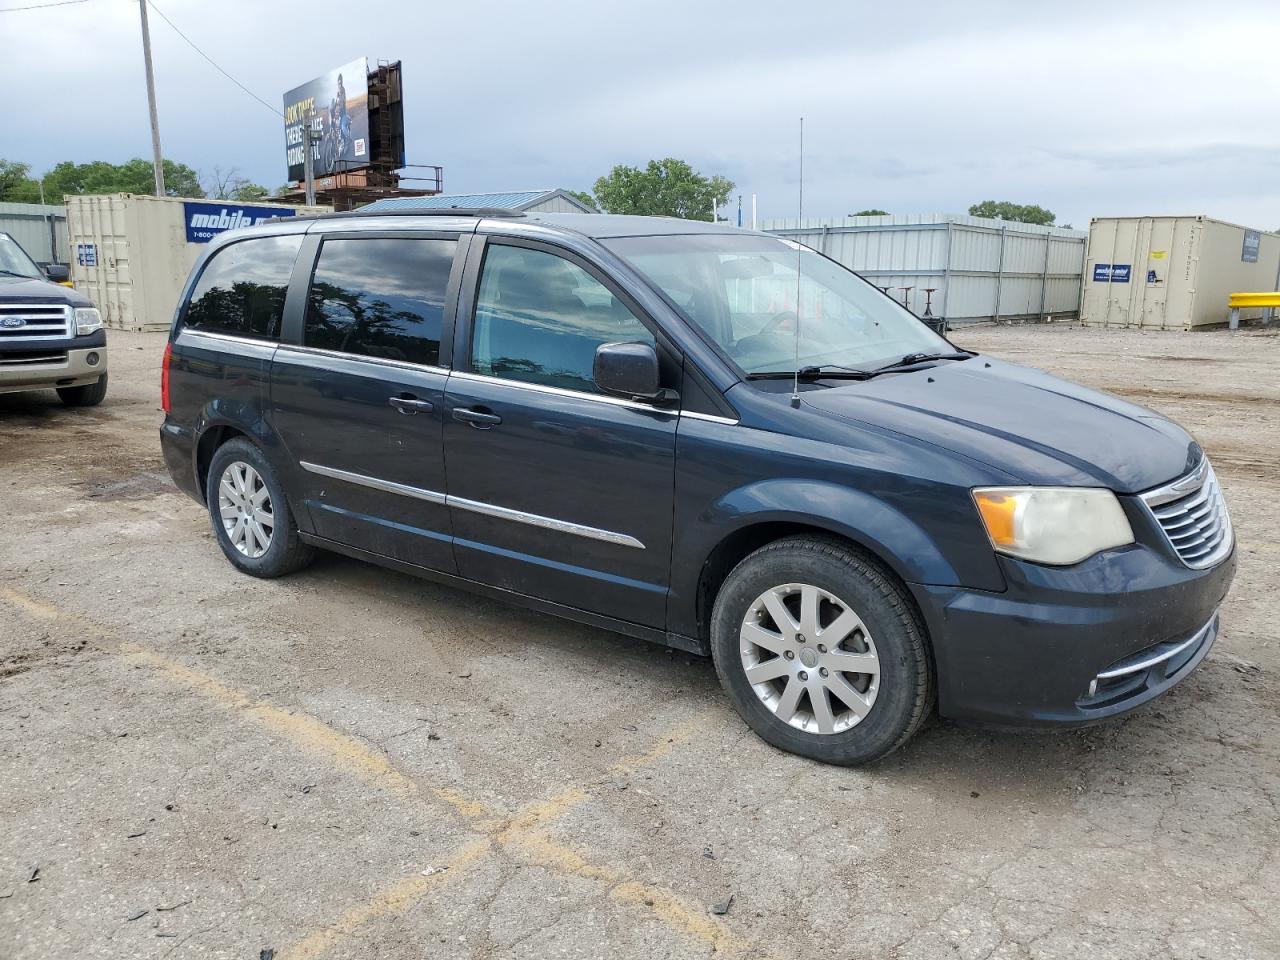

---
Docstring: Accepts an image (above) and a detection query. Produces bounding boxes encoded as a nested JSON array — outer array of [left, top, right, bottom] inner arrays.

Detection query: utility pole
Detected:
[[137, 0, 166, 197], [303, 110, 317, 206]]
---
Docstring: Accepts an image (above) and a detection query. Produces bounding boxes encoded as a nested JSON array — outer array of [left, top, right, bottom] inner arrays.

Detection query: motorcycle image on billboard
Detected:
[[283, 58, 370, 182]]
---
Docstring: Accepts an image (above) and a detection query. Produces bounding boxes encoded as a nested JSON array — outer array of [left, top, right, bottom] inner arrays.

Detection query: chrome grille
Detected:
[[1140, 459, 1232, 569], [0, 351, 67, 366], [0, 302, 71, 340]]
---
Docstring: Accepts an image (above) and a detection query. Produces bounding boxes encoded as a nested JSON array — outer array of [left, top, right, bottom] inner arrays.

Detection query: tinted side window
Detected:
[[304, 237, 456, 367], [472, 244, 654, 393], [184, 235, 302, 339]]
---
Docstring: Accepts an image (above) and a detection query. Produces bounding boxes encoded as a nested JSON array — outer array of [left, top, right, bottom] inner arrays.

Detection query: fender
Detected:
[[714, 478, 962, 584], [666, 476, 1008, 641]]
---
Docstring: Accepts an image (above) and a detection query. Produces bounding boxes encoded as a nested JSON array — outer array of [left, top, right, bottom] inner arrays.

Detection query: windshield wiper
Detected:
[[0, 269, 34, 279], [746, 353, 973, 383], [746, 365, 872, 381], [865, 351, 973, 376]]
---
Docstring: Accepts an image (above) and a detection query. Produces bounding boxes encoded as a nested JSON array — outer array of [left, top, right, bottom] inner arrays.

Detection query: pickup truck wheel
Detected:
[[56, 374, 108, 407], [710, 536, 934, 765], [207, 438, 314, 578]]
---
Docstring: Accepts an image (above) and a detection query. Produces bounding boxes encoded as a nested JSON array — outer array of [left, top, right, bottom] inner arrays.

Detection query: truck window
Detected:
[[184, 235, 303, 340], [303, 237, 456, 367]]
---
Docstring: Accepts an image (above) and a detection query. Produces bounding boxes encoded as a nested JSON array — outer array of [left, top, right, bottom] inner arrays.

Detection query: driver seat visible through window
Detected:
[[472, 244, 654, 394]]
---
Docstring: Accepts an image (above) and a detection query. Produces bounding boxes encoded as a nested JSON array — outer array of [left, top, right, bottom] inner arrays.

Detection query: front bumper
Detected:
[[0, 343, 108, 394], [911, 542, 1236, 726]]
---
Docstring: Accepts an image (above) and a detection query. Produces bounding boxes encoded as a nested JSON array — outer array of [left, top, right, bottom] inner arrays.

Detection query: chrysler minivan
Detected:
[[159, 209, 1235, 764]]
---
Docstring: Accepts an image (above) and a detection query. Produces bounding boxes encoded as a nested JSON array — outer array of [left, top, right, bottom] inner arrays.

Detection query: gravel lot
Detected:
[[2, 323, 1277, 960]]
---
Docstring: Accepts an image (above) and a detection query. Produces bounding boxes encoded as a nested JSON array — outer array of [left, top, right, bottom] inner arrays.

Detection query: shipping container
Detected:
[[761, 214, 1087, 325], [1081, 216, 1280, 330], [64, 194, 329, 332], [0, 202, 68, 265]]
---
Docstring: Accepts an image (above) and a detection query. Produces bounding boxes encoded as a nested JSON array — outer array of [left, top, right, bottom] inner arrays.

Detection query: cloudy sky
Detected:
[[5, 0, 1279, 229]]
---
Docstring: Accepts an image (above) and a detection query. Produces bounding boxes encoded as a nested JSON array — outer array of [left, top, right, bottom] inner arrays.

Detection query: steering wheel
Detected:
[[761, 310, 799, 334]]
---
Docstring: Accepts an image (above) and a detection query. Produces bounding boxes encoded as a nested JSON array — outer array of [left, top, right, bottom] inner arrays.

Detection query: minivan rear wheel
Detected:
[[710, 536, 933, 765], [207, 438, 314, 578]]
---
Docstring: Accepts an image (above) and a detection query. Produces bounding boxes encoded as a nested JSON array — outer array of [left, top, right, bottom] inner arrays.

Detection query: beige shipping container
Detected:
[[64, 194, 329, 332], [1081, 215, 1280, 330]]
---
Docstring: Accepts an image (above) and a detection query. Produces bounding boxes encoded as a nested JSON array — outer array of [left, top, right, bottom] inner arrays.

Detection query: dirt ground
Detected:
[[1, 322, 1277, 960]]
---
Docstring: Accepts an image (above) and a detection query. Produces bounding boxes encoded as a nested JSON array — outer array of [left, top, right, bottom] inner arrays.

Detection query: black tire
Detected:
[[710, 535, 934, 765], [206, 437, 314, 578], [57, 373, 108, 407]]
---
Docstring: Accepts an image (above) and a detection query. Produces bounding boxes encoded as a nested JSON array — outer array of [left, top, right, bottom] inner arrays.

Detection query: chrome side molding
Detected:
[[301, 461, 447, 505], [299, 461, 644, 549]]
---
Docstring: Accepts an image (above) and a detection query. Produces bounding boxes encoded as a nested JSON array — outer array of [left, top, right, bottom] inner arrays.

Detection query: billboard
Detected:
[[283, 58, 370, 182], [182, 202, 297, 243]]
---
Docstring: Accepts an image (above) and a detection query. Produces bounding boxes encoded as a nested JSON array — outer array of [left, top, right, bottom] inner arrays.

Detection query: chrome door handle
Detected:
[[389, 395, 433, 415], [452, 406, 502, 428]]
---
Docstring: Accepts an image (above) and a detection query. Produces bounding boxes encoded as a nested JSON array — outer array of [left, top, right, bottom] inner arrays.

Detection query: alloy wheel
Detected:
[[739, 582, 881, 735], [217, 461, 274, 559]]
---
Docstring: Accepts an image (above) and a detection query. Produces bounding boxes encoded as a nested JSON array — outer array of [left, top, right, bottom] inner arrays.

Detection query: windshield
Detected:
[[604, 233, 950, 376], [0, 234, 44, 280]]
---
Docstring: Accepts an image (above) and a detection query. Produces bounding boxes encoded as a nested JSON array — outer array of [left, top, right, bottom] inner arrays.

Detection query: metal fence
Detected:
[[0, 202, 68, 266], [761, 213, 1088, 325]]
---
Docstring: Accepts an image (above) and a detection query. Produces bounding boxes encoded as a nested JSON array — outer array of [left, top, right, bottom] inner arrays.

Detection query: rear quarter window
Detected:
[[183, 235, 303, 339]]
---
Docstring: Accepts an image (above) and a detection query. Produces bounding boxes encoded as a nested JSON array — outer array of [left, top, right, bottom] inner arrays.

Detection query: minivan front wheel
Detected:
[[710, 536, 933, 765], [207, 438, 314, 578]]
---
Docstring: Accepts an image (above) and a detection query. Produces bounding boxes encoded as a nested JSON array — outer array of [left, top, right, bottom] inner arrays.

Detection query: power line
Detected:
[[145, 0, 281, 119], [0, 0, 91, 12]]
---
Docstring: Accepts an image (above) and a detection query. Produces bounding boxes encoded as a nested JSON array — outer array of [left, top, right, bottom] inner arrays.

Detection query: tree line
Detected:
[[0, 158, 275, 203], [3, 153, 1065, 229], [576, 161, 1064, 228]]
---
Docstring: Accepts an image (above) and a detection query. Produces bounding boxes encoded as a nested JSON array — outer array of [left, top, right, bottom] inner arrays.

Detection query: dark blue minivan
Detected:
[[159, 210, 1235, 764]]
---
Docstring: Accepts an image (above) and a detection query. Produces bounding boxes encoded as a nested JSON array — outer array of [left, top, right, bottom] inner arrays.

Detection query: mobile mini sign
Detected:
[[183, 202, 297, 243], [1092, 263, 1131, 283]]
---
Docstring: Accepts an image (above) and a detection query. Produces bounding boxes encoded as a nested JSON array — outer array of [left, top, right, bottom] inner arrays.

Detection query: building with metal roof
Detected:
[[361, 189, 596, 215]]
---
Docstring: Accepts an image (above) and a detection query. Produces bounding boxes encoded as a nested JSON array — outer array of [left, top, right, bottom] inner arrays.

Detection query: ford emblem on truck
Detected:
[[0, 317, 26, 328]]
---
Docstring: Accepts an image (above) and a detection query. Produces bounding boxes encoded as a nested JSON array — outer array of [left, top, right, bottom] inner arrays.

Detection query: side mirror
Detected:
[[46, 263, 70, 283], [594, 341, 669, 402]]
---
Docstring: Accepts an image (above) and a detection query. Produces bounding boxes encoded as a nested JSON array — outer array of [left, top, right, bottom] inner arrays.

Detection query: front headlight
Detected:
[[74, 307, 102, 336], [972, 487, 1134, 566]]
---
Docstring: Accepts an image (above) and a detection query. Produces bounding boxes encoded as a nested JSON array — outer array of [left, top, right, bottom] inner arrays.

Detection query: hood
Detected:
[[0, 273, 90, 306], [801, 357, 1198, 493]]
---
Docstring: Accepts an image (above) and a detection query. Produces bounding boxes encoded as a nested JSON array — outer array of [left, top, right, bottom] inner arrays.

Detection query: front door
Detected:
[[270, 233, 462, 573], [443, 239, 678, 628]]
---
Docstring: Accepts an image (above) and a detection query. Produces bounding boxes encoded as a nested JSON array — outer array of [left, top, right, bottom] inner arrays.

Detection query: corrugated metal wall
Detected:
[[0, 202, 68, 265], [761, 214, 1087, 324]]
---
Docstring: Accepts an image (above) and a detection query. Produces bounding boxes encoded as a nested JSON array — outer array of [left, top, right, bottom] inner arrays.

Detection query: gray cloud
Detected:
[[4, 0, 1279, 230]]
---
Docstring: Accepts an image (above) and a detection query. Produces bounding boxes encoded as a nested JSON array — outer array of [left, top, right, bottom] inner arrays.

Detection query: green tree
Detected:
[[592, 158, 734, 221], [566, 189, 599, 212], [850, 208, 888, 217], [0, 160, 43, 203], [41, 158, 204, 199], [968, 200, 1055, 226]]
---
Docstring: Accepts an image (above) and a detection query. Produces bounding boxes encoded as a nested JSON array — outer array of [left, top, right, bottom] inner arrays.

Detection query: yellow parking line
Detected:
[[281, 714, 740, 960], [513, 829, 758, 958], [121, 642, 496, 820], [122, 643, 421, 797], [0, 586, 91, 625], [3, 585, 750, 959], [282, 836, 493, 960]]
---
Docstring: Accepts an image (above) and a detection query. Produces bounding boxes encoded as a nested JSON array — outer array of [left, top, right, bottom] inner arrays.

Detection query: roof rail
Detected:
[[266, 206, 527, 225]]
